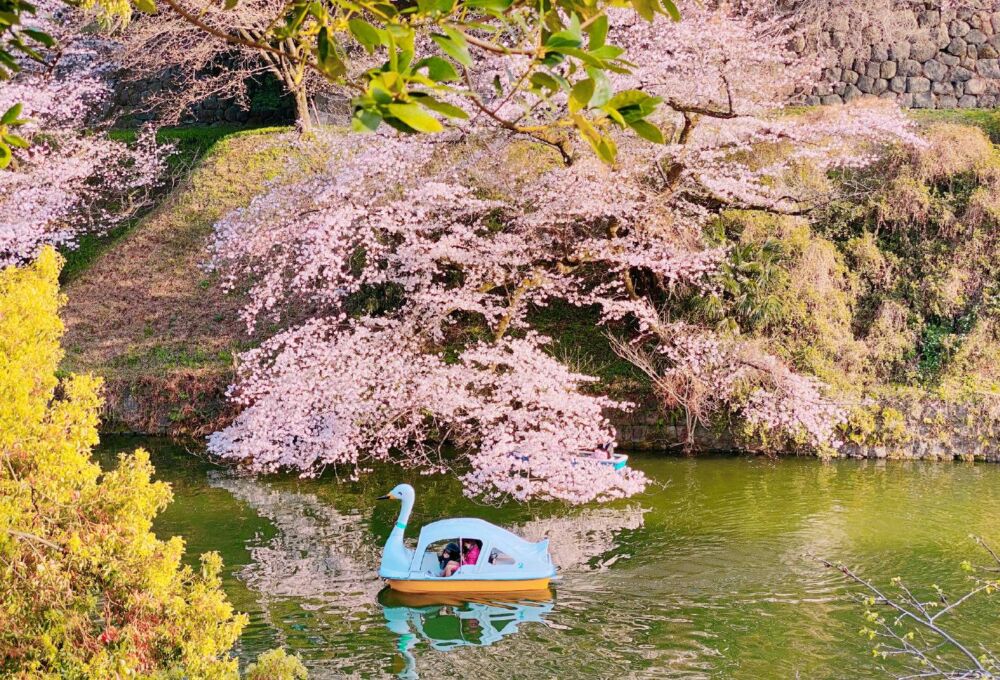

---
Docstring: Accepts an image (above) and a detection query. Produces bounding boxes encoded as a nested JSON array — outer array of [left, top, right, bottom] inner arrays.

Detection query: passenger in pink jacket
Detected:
[[462, 538, 482, 566]]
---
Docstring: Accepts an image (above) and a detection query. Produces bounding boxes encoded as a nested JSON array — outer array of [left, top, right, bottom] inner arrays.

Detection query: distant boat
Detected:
[[587, 452, 630, 471], [376, 483, 557, 594], [508, 450, 630, 471]]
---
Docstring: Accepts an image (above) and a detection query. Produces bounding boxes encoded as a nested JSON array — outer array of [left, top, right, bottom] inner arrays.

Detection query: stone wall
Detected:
[[801, 6, 1000, 109]]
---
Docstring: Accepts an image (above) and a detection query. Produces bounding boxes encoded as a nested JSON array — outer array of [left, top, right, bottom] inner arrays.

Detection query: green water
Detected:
[[97, 436, 1000, 679]]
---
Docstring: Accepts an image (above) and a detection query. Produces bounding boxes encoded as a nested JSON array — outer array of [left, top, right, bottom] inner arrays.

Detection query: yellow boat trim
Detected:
[[387, 578, 551, 594]]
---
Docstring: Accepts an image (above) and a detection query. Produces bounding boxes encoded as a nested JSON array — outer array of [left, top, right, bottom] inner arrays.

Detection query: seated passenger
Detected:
[[592, 440, 614, 460], [461, 538, 482, 566], [439, 542, 461, 577]]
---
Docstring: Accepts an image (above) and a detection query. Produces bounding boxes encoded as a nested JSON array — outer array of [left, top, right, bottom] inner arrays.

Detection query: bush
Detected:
[[0, 248, 303, 678], [246, 649, 308, 680]]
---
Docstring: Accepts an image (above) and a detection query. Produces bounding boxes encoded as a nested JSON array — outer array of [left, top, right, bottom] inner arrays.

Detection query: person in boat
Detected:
[[439, 542, 462, 577], [591, 440, 614, 460], [461, 538, 482, 566]]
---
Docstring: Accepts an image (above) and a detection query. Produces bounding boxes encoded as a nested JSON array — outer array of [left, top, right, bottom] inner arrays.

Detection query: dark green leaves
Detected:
[[430, 28, 471, 68], [0, 102, 30, 169], [349, 18, 383, 53], [630, 0, 680, 22]]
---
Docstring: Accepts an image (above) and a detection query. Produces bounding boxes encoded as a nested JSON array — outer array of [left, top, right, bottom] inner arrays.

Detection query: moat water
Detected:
[[96, 435, 1000, 679]]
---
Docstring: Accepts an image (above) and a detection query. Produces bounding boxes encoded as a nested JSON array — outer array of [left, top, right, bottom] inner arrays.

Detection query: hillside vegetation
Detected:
[[62, 111, 1000, 457]]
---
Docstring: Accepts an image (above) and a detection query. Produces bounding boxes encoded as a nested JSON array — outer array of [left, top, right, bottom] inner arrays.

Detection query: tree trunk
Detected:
[[293, 84, 312, 134]]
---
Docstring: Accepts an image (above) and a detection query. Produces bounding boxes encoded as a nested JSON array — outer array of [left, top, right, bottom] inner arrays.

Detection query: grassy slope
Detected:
[[60, 127, 305, 433]]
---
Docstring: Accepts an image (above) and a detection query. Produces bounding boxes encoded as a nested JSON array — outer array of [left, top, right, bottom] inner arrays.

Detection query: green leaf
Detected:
[[3, 133, 28, 148], [20, 28, 53, 46], [0, 142, 10, 169], [661, 0, 681, 21], [386, 102, 443, 132], [590, 45, 624, 61], [530, 71, 560, 94], [466, 0, 512, 13], [630, 0, 657, 21], [586, 14, 608, 50], [547, 46, 604, 69], [627, 119, 664, 144], [223, 0, 239, 9], [431, 31, 471, 68], [133, 0, 156, 13], [569, 78, 594, 113], [352, 107, 383, 132], [415, 56, 459, 82], [587, 67, 612, 107], [1, 103, 23, 125], [350, 19, 383, 50], [412, 94, 468, 119]]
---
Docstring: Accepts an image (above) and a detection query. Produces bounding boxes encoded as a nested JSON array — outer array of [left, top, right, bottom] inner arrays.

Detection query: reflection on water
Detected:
[[96, 436, 1000, 679], [379, 590, 556, 679]]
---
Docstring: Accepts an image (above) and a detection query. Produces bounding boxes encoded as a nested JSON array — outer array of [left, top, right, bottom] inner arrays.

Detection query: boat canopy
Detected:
[[409, 518, 550, 573]]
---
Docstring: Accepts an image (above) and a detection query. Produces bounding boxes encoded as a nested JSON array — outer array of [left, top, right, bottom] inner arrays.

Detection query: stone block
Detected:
[[804, 95, 821, 106], [953, 65, 975, 80], [959, 94, 979, 107], [899, 93, 914, 107], [933, 80, 955, 94], [979, 58, 1000, 78], [951, 19, 971, 37], [834, 82, 847, 96], [881, 61, 897, 79], [920, 10, 941, 27], [907, 76, 932, 93], [873, 45, 889, 62], [890, 42, 911, 60], [853, 57, 867, 73], [940, 52, 961, 66], [843, 83, 862, 101], [821, 94, 844, 105], [966, 77, 988, 94], [912, 91, 935, 108], [924, 59, 948, 80], [967, 29, 988, 45], [901, 59, 924, 76], [866, 61, 882, 78], [843, 69, 859, 85], [948, 37, 968, 56], [890, 75, 907, 93], [981, 44, 999, 59], [879, 91, 898, 101], [858, 75, 875, 93], [873, 78, 889, 94], [980, 94, 997, 106], [939, 94, 959, 107], [823, 67, 843, 82], [912, 39, 939, 61]]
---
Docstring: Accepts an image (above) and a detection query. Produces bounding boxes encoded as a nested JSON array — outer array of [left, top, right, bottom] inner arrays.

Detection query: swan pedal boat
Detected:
[[377, 484, 556, 594]]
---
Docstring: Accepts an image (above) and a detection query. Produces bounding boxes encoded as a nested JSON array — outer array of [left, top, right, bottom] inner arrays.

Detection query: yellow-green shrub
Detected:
[[0, 248, 303, 679]]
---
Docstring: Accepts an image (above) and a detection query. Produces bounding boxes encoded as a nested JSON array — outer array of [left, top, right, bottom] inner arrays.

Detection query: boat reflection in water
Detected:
[[379, 587, 555, 678]]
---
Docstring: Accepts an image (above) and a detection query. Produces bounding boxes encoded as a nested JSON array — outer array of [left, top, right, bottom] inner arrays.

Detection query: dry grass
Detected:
[[61, 127, 300, 380]]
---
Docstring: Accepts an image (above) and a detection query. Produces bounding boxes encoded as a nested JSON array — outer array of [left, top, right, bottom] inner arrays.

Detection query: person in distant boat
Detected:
[[462, 538, 482, 566], [592, 440, 614, 460], [439, 542, 461, 577]]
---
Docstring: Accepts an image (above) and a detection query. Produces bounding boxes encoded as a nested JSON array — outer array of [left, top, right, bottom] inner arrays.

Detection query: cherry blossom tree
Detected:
[[205, 2, 927, 502], [0, 1, 168, 266]]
